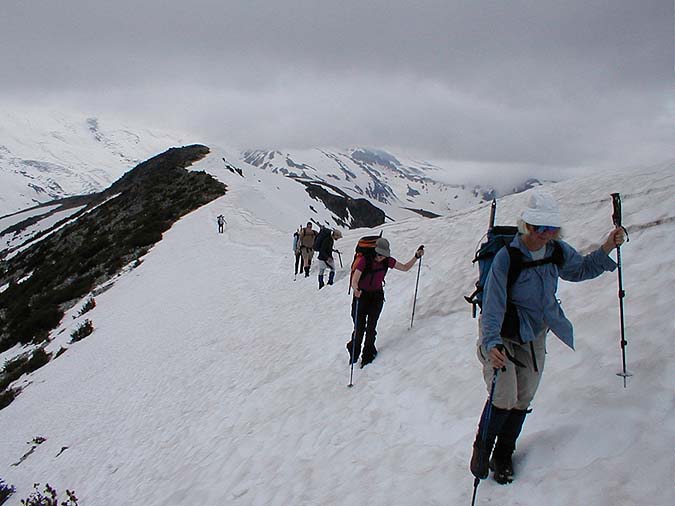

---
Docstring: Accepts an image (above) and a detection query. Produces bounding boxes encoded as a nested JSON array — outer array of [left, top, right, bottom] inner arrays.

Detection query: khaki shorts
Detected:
[[301, 247, 314, 265]]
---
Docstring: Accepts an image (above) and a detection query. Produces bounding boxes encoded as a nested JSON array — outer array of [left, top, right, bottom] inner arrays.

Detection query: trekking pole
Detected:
[[335, 250, 343, 268], [348, 299, 360, 388], [409, 245, 424, 329], [611, 193, 631, 388], [470, 366, 500, 506]]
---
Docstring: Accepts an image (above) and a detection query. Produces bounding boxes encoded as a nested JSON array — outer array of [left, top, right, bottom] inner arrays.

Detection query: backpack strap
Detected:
[[501, 248, 524, 340], [501, 241, 565, 342], [507, 240, 565, 290], [361, 254, 389, 286]]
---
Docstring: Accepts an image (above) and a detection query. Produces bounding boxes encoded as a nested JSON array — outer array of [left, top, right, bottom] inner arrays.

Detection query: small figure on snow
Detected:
[[217, 215, 226, 234]]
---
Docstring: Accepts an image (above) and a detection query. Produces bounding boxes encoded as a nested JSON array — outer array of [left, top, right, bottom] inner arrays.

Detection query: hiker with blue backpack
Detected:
[[347, 237, 424, 367], [469, 191, 625, 486]]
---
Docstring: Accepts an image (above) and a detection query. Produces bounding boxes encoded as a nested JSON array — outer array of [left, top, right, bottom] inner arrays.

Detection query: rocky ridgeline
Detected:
[[0, 145, 226, 355]]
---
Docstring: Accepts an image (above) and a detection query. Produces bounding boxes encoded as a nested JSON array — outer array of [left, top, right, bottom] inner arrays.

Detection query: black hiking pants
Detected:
[[349, 290, 385, 361]]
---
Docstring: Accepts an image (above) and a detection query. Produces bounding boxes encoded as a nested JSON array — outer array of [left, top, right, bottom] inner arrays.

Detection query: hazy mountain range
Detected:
[[0, 112, 542, 221]]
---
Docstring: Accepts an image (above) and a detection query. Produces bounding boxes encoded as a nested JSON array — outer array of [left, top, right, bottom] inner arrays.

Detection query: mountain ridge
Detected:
[[0, 145, 225, 365]]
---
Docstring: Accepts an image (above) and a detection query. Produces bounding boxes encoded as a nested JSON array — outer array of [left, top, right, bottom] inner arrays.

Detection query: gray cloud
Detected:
[[1, 0, 672, 178]]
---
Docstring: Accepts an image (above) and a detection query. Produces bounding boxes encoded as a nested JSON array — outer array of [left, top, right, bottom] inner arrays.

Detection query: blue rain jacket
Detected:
[[480, 234, 617, 351]]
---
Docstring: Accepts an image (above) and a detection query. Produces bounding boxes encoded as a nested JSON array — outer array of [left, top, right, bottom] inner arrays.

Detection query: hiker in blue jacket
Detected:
[[470, 190, 626, 485]]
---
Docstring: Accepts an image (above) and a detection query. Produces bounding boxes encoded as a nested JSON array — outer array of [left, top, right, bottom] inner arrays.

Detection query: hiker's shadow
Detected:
[[332, 270, 350, 284]]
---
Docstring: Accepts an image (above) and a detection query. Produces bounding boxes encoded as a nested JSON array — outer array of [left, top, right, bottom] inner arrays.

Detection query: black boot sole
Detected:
[[489, 460, 514, 484]]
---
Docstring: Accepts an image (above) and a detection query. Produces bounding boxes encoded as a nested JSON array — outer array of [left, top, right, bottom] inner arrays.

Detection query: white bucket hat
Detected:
[[375, 237, 391, 257], [521, 191, 561, 227]]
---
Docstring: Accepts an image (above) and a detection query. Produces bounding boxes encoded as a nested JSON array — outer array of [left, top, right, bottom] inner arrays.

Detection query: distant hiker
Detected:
[[347, 238, 424, 367], [298, 222, 318, 277], [316, 229, 342, 289], [292, 227, 303, 276], [217, 215, 226, 233], [470, 191, 626, 485]]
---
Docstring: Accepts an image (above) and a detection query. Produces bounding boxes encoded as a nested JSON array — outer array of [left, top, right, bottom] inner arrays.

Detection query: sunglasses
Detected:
[[534, 225, 560, 234]]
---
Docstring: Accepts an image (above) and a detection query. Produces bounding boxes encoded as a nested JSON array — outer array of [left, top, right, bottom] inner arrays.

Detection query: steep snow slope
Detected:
[[0, 161, 673, 506]]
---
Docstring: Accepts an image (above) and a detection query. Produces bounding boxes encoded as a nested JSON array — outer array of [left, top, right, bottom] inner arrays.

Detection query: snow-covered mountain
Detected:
[[0, 157, 673, 506], [0, 110, 540, 221], [242, 147, 533, 221], [0, 109, 187, 215]]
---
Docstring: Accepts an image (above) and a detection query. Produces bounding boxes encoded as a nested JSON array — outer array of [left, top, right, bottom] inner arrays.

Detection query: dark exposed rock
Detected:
[[403, 208, 441, 218], [299, 181, 385, 229]]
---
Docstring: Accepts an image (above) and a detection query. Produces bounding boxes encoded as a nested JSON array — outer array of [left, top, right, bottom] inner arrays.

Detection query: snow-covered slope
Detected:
[[0, 161, 673, 506], [0, 108, 186, 215]]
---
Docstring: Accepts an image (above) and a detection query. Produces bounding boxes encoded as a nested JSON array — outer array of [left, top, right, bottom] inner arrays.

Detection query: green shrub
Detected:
[[128, 228, 163, 248], [49, 276, 95, 305], [0, 348, 51, 392], [12, 306, 64, 345], [0, 478, 15, 505], [76, 298, 96, 317], [70, 320, 93, 343], [25, 349, 51, 373], [0, 388, 18, 410], [1, 355, 28, 391], [19, 483, 78, 506]]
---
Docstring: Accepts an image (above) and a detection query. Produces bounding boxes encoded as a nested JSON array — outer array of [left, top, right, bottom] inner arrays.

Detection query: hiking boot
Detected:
[[489, 453, 514, 484], [490, 408, 526, 484], [327, 271, 335, 285], [470, 403, 511, 480], [470, 441, 491, 480], [360, 350, 377, 367], [304, 266, 310, 277], [318, 275, 324, 289]]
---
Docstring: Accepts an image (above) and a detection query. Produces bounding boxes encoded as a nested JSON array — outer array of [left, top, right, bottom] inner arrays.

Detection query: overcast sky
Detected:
[[0, 0, 672, 180]]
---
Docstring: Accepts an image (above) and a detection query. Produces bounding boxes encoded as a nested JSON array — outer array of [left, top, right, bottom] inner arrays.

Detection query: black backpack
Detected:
[[465, 200, 565, 339], [313, 227, 331, 252]]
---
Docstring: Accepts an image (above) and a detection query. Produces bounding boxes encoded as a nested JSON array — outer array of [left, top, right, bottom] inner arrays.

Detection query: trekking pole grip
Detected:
[[611, 193, 622, 227], [494, 344, 508, 372]]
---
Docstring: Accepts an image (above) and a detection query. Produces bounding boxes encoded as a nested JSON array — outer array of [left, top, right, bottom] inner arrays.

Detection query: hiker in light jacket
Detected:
[[347, 238, 424, 367], [317, 229, 342, 289], [298, 222, 317, 277], [470, 191, 626, 485]]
